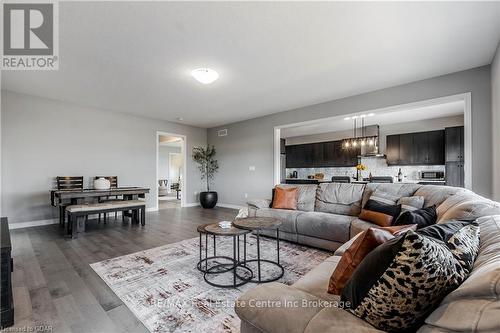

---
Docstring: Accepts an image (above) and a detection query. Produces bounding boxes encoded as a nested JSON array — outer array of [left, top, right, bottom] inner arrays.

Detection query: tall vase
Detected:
[[356, 170, 362, 181]]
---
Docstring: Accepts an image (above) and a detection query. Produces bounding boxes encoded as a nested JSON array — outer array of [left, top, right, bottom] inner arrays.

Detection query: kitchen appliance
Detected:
[[419, 171, 445, 180]]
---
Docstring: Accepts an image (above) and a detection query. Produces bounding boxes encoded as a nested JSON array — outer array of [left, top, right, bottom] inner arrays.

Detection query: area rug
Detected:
[[90, 235, 330, 333]]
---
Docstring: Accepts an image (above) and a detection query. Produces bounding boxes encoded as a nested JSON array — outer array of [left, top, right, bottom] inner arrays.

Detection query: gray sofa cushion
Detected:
[[418, 215, 500, 333], [296, 212, 353, 243], [349, 218, 379, 239], [437, 191, 500, 222], [293, 255, 341, 302], [255, 208, 304, 234], [278, 184, 317, 212], [361, 183, 421, 208], [413, 185, 465, 208], [315, 183, 365, 216]]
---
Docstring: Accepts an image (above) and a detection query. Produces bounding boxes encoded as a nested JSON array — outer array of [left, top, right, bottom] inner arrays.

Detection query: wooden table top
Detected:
[[204, 223, 251, 236], [233, 217, 282, 231]]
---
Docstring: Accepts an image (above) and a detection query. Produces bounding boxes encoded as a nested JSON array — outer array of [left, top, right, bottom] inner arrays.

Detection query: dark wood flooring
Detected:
[[4, 205, 238, 333]]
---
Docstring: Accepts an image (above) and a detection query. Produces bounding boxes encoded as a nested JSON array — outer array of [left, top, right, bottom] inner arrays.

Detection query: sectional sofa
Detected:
[[238, 183, 500, 333]]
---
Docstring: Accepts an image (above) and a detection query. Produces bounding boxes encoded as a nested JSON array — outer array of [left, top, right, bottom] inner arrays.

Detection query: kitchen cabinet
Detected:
[[446, 161, 464, 187], [445, 126, 464, 162], [386, 130, 445, 165], [445, 126, 465, 187], [280, 139, 286, 155], [285, 140, 359, 168]]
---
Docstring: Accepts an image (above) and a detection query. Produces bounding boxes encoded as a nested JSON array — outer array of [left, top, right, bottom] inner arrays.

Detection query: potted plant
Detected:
[[192, 145, 219, 208], [355, 163, 367, 181]]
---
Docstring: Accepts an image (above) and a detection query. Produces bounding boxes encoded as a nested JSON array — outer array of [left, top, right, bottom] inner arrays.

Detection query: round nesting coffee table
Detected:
[[233, 217, 284, 283], [197, 223, 234, 273], [202, 223, 253, 288]]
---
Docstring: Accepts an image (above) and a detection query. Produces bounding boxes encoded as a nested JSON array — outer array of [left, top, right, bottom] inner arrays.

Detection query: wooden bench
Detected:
[[66, 200, 146, 238]]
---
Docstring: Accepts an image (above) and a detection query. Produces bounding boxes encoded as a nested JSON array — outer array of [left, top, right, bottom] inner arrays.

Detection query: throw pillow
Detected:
[[380, 224, 418, 236], [418, 220, 480, 272], [370, 190, 401, 205], [341, 225, 479, 332], [271, 186, 298, 210], [394, 205, 437, 229], [397, 196, 425, 213], [359, 199, 401, 227], [328, 228, 395, 295]]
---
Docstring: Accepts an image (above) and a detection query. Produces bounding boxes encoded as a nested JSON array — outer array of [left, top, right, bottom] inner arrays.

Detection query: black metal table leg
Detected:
[[277, 229, 280, 265], [257, 230, 261, 282]]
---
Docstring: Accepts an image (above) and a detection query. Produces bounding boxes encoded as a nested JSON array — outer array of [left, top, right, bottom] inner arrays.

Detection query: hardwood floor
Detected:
[[4, 205, 238, 333]]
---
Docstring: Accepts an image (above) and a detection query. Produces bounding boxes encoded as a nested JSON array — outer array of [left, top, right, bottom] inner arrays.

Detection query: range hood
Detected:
[[358, 125, 385, 158]]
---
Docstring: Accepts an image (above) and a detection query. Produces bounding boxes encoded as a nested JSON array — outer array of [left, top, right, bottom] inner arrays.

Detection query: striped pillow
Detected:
[[397, 196, 425, 213], [370, 190, 401, 205]]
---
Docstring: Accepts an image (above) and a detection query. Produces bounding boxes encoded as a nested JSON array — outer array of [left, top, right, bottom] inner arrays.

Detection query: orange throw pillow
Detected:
[[328, 228, 394, 295], [271, 186, 298, 210]]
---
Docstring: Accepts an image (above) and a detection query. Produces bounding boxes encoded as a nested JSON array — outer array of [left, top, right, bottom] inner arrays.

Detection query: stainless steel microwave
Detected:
[[419, 171, 445, 180]]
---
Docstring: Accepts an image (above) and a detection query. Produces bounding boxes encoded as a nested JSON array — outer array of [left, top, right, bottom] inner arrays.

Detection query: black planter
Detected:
[[200, 191, 218, 209]]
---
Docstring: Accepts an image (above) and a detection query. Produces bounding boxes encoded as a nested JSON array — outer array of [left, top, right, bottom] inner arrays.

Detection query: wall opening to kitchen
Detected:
[[273, 93, 470, 189]]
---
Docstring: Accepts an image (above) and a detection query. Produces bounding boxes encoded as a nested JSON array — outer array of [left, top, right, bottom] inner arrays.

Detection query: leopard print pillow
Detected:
[[343, 227, 479, 332]]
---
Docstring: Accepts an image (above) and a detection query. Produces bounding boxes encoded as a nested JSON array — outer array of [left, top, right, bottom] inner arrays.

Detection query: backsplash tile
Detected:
[[286, 157, 445, 182]]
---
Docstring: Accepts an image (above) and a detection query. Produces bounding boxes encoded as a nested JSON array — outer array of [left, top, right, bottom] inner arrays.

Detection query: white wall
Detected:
[[492, 43, 500, 201], [158, 145, 181, 182], [208, 66, 493, 205], [1, 91, 207, 224]]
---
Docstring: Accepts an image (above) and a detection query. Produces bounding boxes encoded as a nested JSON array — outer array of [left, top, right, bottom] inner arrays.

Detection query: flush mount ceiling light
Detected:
[[191, 68, 219, 84]]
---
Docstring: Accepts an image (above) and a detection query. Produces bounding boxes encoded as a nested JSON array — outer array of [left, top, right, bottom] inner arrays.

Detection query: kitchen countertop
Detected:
[[286, 178, 446, 184]]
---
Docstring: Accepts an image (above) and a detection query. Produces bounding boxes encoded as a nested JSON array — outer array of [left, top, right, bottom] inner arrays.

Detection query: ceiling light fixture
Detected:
[[191, 68, 219, 84]]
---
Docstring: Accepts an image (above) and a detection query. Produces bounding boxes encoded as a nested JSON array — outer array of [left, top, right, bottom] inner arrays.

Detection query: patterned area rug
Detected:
[[90, 235, 330, 333]]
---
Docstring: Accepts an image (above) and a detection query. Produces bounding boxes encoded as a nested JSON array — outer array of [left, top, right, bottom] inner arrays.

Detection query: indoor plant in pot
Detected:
[[192, 145, 219, 208]]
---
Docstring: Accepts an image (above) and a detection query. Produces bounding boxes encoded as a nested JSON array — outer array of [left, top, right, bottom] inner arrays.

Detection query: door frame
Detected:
[[274, 92, 472, 190], [155, 131, 187, 209]]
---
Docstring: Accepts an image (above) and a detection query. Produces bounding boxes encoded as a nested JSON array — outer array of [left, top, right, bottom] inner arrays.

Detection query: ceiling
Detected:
[[2, 2, 499, 128], [281, 100, 464, 138]]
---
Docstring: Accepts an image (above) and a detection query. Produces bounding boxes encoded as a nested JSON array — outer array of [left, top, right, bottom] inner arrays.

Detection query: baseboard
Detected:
[[183, 203, 200, 208], [9, 218, 58, 230], [146, 207, 158, 212], [216, 203, 246, 210]]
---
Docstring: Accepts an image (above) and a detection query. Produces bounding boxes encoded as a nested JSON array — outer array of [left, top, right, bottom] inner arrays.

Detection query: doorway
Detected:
[[156, 132, 187, 210]]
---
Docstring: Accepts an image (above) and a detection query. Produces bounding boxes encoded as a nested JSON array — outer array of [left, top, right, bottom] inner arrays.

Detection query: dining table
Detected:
[[50, 186, 150, 226]]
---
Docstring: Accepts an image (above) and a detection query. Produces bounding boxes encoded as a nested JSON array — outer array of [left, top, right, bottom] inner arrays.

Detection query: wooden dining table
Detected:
[[50, 187, 150, 226]]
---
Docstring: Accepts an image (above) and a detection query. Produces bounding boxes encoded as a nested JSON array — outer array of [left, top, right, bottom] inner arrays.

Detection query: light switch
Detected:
[[249, 166, 256, 171]]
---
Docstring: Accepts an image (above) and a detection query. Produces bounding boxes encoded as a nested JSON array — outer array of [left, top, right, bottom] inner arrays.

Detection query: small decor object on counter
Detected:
[[397, 168, 403, 182], [314, 173, 324, 180], [93, 177, 111, 190], [355, 163, 367, 181], [192, 145, 219, 208], [218, 220, 232, 229]]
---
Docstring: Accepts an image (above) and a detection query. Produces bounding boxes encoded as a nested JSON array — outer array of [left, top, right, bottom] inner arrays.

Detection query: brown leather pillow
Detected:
[[328, 228, 394, 295], [271, 186, 298, 210], [358, 209, 394, 227]]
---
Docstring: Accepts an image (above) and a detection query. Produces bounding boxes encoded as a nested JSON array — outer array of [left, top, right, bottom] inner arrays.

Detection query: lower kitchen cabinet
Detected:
[[446, 161, 464, 187]]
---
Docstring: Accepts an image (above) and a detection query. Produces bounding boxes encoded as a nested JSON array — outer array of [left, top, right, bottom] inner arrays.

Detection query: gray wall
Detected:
[[492, 43, 500, 201], [208, 66, 493, 205], [1, 90, 207, 224]]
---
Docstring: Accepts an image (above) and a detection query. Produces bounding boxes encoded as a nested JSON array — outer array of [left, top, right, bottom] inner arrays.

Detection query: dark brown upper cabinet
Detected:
[[386, 130, 445, 166], [285, 140, 359, 168]]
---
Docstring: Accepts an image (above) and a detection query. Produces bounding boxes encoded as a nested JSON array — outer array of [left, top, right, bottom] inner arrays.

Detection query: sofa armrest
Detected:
[[236, 282, 375, 333], [247, 199, 271, 209], [236, 283, 324, 333]]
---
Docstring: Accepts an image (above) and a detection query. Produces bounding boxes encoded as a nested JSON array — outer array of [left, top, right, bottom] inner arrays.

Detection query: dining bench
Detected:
[[66, 200, 146, 238]]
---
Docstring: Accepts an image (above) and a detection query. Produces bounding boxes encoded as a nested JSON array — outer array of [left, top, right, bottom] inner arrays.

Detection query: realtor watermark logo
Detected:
[[1, 1, 59, 70]]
